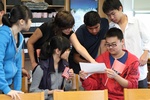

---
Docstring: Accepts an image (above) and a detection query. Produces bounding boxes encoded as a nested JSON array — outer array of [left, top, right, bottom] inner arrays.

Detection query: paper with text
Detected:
[[112, 59, 126, 74]]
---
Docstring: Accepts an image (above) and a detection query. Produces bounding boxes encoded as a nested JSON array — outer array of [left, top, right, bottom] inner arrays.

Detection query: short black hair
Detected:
[[102, 0, 123, 14], [0, 1, 4, 11], [84, 11, 101, 27], [105, 28, 123, 41]]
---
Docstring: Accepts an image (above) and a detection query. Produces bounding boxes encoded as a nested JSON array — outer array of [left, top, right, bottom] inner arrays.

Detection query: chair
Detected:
[[21, 76, 28, 93], [53, 90, 108, 100], [124, 88, 150, 100], [0, 92, 44, 100]]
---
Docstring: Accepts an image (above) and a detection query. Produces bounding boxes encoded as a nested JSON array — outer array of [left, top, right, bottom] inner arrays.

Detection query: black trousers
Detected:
[[138, 78, 148, 88]]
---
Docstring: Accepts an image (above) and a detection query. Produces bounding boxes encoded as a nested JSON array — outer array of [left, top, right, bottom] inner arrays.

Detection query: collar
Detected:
[[110, 14, 135, 28]]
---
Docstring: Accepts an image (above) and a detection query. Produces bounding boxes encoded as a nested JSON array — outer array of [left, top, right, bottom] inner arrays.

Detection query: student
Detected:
[[79, 28, 139, 100], [0, 1, 4, 26], [0, 5, 32, 99], [69, 11, 109, 74], [0, 1, 30, 79], [27, 10, 96, 70], [102, 0, 150, 88], [30, 36, 75, 100]]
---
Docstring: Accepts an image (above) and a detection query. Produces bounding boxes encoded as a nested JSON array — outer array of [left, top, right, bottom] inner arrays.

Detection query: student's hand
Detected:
[[22, 68, 31, 79], [79, 70, 89, 80], [7, 90, 24, 100], [139, 51, 149, 66], [68, 69, 74, 80], [105, 68, 117, 79]]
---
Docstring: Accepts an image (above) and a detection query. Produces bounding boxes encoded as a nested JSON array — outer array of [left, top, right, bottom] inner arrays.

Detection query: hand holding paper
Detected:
[[105, 59, 126, 86]]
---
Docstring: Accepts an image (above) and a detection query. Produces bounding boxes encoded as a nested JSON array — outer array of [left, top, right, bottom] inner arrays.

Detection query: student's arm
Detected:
[[14, 50, 22, 91], [106, 68, 128, 87], [27, 28, 43, 70], [106, 60, 139, 88], [138, 19, 150, 66], [0, 31, 12, 94], [30, 66, 50, 99], [73, 39, 107, 64], [139, 50, 149, 66], [69, 33, 96, 63]]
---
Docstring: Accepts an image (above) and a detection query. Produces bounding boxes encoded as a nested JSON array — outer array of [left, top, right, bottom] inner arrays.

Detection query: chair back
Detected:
[[21, 76, 28, 93], [53, 90, 108, 100], [0, 92, 44, 100], [124, 88, 150, 100]]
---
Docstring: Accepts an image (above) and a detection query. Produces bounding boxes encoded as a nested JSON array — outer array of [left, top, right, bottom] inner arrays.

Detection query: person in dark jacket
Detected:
[[30, 36, 75, 100], [69, 11, 109, 74]]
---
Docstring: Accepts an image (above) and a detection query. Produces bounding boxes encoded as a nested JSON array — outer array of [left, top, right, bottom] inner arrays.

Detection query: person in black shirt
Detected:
[[27, 10, 96, 70], [69, 11, 109, 74]]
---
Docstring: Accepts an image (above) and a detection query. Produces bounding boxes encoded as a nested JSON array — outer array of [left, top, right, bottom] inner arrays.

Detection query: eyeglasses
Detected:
[[105, 43, 117, 48]]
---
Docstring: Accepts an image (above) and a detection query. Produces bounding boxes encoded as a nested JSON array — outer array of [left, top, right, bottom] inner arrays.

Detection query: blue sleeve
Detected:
[[13, 50, 22, 91], [0, 30, 11, 94]]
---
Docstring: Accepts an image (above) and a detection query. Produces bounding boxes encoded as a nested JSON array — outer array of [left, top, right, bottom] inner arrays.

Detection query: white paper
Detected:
[[79, 62, 106, 74]]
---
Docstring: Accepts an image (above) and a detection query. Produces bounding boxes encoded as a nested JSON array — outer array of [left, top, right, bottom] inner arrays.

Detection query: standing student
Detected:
[[0, 1, 4, 26], [30, 36, 75, 100], [0, 1, 30, 79], [0, 5, 32, 99], [27, 10, 96, 70], [79, 28, 139, 100], [102, 0, 150, 88], [69, 11, 109, 74]]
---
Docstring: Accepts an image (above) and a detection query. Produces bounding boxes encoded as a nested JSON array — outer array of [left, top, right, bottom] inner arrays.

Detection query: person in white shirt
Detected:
[[102, 0, 150, 88]]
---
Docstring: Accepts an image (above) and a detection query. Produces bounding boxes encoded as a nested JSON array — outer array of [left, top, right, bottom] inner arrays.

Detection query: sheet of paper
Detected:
[[79, 62, 106, 74]]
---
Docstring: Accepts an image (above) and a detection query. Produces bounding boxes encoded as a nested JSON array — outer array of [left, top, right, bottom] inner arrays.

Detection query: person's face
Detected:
[[61, 48, 70, 61], [87, 23, 100, 35], [106, 7, 123, 23], [22, 19, 32, 31], [62, 28, 72, 35], [105, 37, 124, 55]]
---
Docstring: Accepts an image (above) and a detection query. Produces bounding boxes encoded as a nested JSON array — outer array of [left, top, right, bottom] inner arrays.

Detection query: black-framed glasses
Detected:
[[105, 43, 117, 48]]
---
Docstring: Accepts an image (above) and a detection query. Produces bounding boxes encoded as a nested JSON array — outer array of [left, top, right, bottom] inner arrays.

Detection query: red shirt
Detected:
[[81, 50, 139, 100]]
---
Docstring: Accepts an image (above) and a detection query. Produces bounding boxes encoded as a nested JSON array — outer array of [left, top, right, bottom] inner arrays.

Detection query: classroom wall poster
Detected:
[[70, 0, 98, 31]]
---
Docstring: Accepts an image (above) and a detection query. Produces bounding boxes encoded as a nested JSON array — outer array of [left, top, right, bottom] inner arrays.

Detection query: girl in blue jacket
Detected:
[[0, 5, 32, 99]]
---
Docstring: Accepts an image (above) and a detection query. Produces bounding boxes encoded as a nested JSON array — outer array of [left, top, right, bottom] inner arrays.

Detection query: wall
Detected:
[[120, 0, 134, 16]]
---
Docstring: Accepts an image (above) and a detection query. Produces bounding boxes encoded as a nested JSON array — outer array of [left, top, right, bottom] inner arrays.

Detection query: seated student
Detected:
[[30, 36, 75, 100], [79, 28, 140, 100]]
